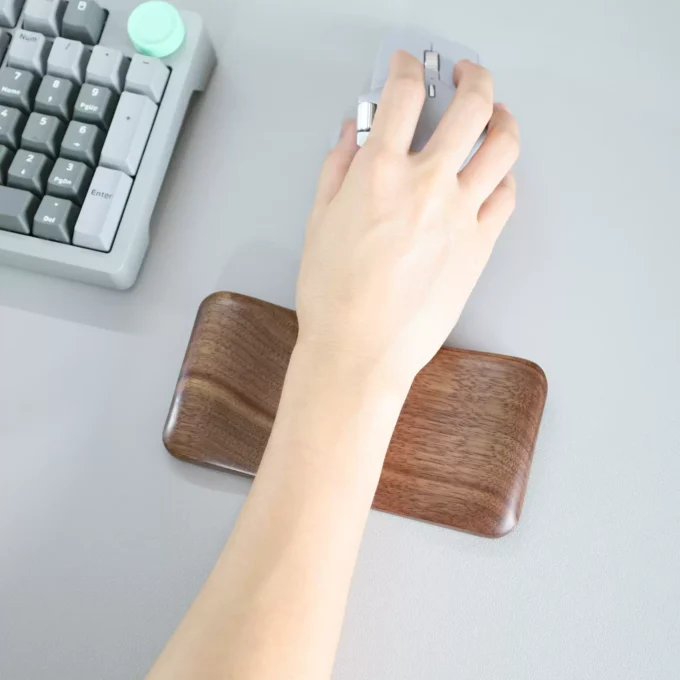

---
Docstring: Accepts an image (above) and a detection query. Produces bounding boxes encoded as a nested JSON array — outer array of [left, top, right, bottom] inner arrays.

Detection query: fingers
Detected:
[[459, 103, 520, 203], [367, 50, 426, 153], [424, 60, 494, 168], [477, 172, 516, 238], [314, 119, 359, 208]]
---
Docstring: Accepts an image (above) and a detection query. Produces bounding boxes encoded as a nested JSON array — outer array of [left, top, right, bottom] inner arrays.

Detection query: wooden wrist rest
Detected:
[[163, 292, 548, 538]]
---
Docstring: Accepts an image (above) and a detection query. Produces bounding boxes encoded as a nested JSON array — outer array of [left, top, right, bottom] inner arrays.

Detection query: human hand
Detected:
[[297, 51, 519, 385]]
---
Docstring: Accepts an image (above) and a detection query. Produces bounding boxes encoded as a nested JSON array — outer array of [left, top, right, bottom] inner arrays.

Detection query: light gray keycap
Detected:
[[0, 67, 38, 112], [86, 46, 127, 94], [100, 92, 156, 176], [73, 82, 115, 129], [47, 37, 88, 84], [7, 149, 52, 195], [21, 112, 65, 157], [0, 144, 14, 183], [34, 75, 76, 120], [73, 166, 131, 251], [7, 30, 50, 76], [124, 54, 169, 104], [60, 119, 103, 166], [0, 0, 24, 28], [0, 28, 10, 61], [62, 0, 106, 45], [23, 0, 66, 37], [33, 195, 78, 243], [0, 185, 39, 234], [46, 157, 91, 203], [0, 106, 26, 148]]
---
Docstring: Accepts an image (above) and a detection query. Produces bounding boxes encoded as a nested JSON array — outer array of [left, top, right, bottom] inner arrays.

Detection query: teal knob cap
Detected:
[[128, 1, 186, 58]]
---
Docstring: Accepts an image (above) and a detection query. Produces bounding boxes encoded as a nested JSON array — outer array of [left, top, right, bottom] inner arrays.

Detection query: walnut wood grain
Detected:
[[163, 292, 548, 538]]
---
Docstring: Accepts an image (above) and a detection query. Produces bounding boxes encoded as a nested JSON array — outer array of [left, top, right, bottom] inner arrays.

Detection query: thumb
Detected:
[[314, 119, 359, 209]]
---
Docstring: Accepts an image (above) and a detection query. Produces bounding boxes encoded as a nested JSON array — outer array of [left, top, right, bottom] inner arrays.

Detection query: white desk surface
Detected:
[[2, 1, 679, 678]]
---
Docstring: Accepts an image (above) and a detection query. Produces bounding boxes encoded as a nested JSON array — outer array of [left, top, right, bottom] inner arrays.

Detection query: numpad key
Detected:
[[0, 0, 215, 288]]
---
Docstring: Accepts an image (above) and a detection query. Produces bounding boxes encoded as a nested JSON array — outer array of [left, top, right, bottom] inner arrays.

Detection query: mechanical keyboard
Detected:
[[0, 0, 215, 288]]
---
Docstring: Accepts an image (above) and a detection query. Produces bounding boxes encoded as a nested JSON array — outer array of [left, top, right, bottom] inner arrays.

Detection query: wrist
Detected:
[[289, 339, 414, 403]]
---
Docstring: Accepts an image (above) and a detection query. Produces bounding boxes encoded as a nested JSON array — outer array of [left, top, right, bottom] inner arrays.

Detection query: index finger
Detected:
[[366, 50, 426, 154], [423, 60, 494, 169]]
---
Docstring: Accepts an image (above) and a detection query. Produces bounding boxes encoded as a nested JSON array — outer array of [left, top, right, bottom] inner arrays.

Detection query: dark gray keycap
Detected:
[[23, 0, 67, 38], [0, 106, 26, 148], [100, 92, 157, 176], [0, 28, 10, 61], [73, 166, 131, 251], [125, 55, 169, 104], [62, 0, 106, 45], [0, 185, 39, 235], [0, 0, 24, 28], [60, 119, 103, 166], [0, 144, 14, 183], [47, 37, 88, 85], [0, 68, 38, 113], [86, 46, 127, 94], [34, 75, 77, 120], [7, 148, 52, 194], [33, 195, 79, 243], [73, 83, 115, 129], [21, 112, 65, 158], [7, 29, 50, 76], [46, 157, 92, 203]]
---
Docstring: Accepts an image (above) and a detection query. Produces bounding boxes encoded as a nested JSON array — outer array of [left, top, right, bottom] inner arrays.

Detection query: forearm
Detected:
[[148, 343, 411, 679]]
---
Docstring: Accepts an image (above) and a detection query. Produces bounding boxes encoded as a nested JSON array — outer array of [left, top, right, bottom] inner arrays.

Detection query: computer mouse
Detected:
[[356, 30, 484, 159]]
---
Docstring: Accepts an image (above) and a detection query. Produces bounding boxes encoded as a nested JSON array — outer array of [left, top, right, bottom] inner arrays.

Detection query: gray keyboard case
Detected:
[[0, 3, 216, 289]]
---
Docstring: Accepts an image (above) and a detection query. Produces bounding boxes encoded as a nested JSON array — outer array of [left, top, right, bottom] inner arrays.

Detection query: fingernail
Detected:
[[495, 102, 509, 112]]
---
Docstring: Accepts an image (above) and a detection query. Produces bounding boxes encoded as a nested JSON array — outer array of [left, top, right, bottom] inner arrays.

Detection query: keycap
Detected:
[[0, 28, 10, 61], [0, 0, 24, 28], [0, 68, 39, 113], [100, 92, 157, 176], [124, 54, 168, 104], [60, 119, 103, 166], [62, 0, 106, 45], [0, 144, 14, 183], [47, 38, 88, 85], [73, 83, 115, 129], [7, 148, 52, 194], [34, 75, 77, 120], [0, 106, 26, 148], [0, 185, 39, 234], [73, 166, 131, 251], [33, 195, 79, 243], [7, 30, 50, 76], [23, 0, 66, 38], [46, 157, 92, 203], [86, 46, 127, 94], [21, 112, 65, 157]]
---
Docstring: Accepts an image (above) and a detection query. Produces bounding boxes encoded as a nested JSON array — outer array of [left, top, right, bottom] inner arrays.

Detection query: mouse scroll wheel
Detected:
[[424, 50, 440, 98], [424, 50, 440, 73]]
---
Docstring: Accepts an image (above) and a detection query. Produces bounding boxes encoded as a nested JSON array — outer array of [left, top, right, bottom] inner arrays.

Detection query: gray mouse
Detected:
[[357, 30, 484, 161]]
